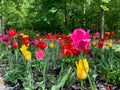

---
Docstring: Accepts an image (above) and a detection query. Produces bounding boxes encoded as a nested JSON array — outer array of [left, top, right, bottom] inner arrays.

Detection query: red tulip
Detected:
[[97, 41, 103, 49], [104, 36, 109, 40], [100, 38, 105, 42], [72, 48, 80, 56], [114, 37, 119, 43], [53, 34, 59, 39], [110, 31, 114, 36], [7, 29, 17, 38], [105, 32, 110, 36], [58, 38, 62, 45], [22, 39, 30, 45], [13, 42, 19, 48], [36, 40, 47, 50], [35, 34, 40, 40], [22, 35, 31, 45], [61, 44, 72, 56]]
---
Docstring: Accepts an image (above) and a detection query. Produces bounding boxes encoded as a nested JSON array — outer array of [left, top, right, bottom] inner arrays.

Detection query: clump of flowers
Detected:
[[70, 28, 91, 80]]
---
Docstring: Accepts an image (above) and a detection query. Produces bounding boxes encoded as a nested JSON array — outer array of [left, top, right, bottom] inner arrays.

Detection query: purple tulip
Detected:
[[2, 35, 9, 42], [31, 40, 39, 45], [89, 52, 94, 58]]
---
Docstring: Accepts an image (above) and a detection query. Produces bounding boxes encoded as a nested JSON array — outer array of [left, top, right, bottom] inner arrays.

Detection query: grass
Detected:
[[112, 43, 120, 52]]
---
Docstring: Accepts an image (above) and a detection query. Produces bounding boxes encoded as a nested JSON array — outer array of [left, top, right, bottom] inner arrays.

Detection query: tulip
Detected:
[[49, 42, 54, 48], [109, 42, 112, 47], [31, 40, 39, 45], [76, 59, 89, 79], [36, 40, 47, 50], [95, 32, 100, 38], [7, 29, 17, 38], [20, 45, 28, 53], [92, 41, 97, 46], [97, 41, 103, 49], [72, 48, 80, 56], [35, 50, 45, 60], [13, 42, 19, 48], [70, 28, 90, 52], [110, 31, 114, 36], [35, 34, 40, 40], [89, 52, 94, 58], [23, 50, 31, 61], [2, 35, 9, 42], [61, 44, 72, 56]]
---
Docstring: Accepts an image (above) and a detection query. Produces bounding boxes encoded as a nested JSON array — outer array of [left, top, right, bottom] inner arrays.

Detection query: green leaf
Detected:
[[101, 0, 111, 3], [100, 5, 109, 11], [36, 81, 45, 90], [51, 67, 72, 90], [86, 0, 92, 5], [49, 7, 57, 13], [0, 53, 4, 60]]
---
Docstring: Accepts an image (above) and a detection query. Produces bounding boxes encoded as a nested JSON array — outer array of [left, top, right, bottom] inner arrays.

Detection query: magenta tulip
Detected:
[[70, 28, 90, 52]]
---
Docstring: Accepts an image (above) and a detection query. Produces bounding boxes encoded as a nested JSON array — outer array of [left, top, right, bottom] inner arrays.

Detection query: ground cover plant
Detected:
[[0, 28, 120, 90]]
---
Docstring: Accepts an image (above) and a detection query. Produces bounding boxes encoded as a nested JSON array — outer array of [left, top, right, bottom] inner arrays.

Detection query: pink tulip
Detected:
[[95, 32, 100, 38], [70, 28, 90, 52], [35, 50, 45, 60]]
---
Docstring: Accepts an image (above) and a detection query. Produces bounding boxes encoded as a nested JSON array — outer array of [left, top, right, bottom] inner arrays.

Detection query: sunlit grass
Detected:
[[113, 43, 120, 52]]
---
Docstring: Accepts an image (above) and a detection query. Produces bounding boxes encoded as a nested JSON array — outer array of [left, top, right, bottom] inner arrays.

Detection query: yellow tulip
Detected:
[[23, 50, 31, 61], [109, 39, 112, 43], [104, 42, 109, 46], [49, 42, 54, 48], [23, 35, 29, 38], [105, 32, 110, 35], [40, 38, 42, 41], [92, 41, 97, 46], [76, 59, 89, 79], [20, 45, 28, 53], [58, 38, 62, 40], [109, 42, 112, 47], [19, 33, 24, 37]]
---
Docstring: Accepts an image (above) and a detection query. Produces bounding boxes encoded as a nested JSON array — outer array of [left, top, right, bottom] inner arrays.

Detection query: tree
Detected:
[[100, 0, 111, 38]]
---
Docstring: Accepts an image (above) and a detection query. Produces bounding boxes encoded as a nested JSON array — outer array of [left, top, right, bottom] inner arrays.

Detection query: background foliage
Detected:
[[0, 0, 120, 34]]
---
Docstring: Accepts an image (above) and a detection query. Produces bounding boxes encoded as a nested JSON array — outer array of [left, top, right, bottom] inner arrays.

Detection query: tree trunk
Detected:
[[83, 3, 86, 29], [100, 9, 104, 38], [64, 0, 67, 31]]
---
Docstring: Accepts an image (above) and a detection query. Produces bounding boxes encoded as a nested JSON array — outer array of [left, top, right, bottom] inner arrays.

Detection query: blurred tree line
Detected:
[[0, 0, 120, 35]]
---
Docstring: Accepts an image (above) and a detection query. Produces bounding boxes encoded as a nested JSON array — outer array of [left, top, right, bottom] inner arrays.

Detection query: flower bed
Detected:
[[0, 28, 120, 90]]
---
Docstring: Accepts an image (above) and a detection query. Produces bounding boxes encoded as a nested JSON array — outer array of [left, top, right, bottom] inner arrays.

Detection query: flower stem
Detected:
[[27, 61, 33, 89], [81, 80, 83, 90], [80, 53, 96, 90]]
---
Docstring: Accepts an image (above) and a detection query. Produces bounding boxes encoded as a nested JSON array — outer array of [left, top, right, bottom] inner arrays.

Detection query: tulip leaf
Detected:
[[0, 53, 5, 60], [51, 67, 71, 90], [36, 81, 45, 90]]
